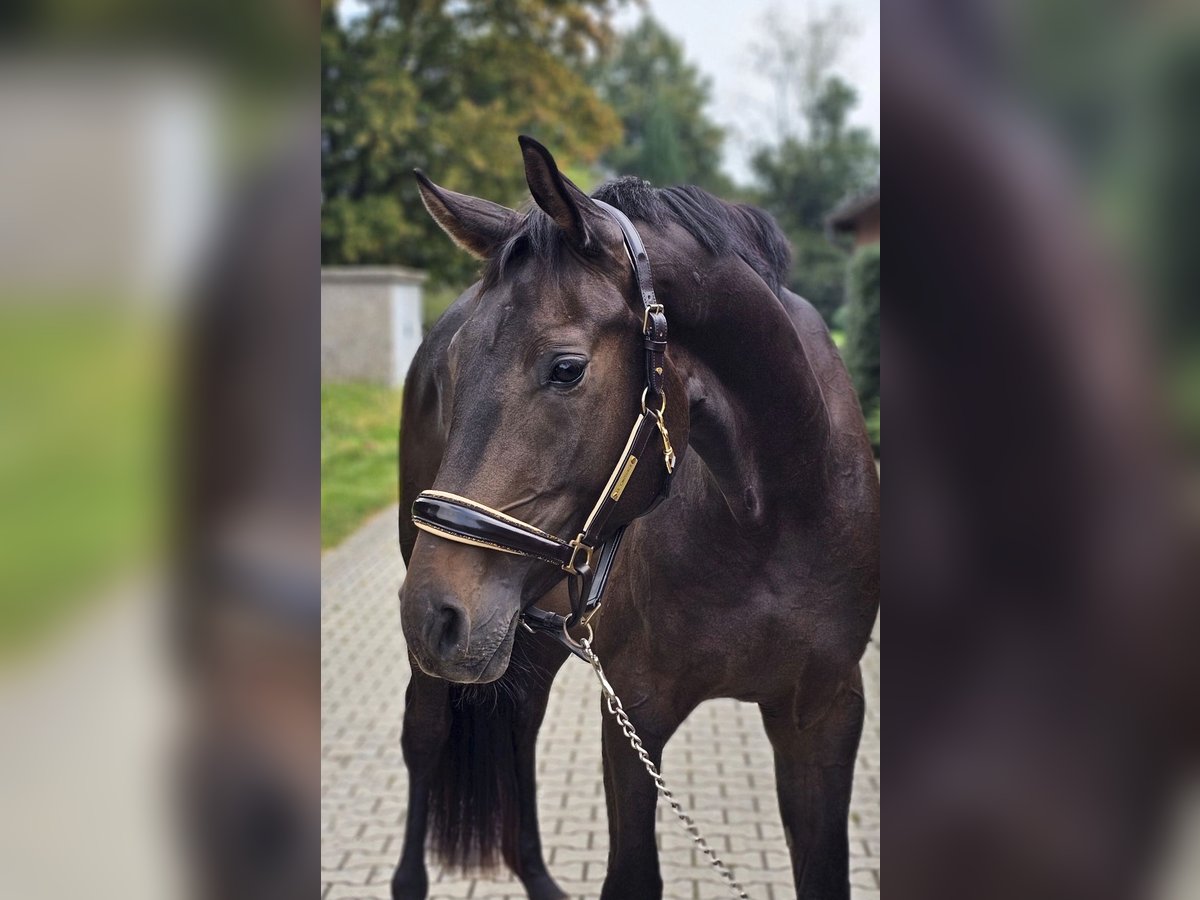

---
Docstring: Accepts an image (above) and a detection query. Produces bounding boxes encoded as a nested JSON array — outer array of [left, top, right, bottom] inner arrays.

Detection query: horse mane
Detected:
[[481, 176, 792, 296]]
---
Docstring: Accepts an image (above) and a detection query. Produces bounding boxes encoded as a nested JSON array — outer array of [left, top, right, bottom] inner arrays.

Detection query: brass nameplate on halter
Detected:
[[610, 456, 639, 500]]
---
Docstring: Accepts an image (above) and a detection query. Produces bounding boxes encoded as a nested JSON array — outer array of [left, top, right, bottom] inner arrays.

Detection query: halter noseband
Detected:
[[410, 199, 674, 655]]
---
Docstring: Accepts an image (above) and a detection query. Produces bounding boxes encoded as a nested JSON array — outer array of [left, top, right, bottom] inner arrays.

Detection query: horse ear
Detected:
[[413, 170, 517, 259], [518, 135, 600, 248]]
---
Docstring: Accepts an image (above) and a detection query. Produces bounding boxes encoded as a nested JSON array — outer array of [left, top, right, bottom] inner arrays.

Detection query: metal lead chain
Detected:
[[579, 635, 750, 899]]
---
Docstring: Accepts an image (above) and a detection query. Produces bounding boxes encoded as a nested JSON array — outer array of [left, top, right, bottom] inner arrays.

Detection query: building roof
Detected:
[[827, 185, 880, 233]]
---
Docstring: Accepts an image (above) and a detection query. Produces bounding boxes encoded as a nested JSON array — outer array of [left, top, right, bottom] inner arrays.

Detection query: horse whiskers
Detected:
[[453, 639, 540, 711]]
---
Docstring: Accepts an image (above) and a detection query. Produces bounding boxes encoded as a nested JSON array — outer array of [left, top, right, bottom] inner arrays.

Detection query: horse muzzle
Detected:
[[399, 580, 522, 683]]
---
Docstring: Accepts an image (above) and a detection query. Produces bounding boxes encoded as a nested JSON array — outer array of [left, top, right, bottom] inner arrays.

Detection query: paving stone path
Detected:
[[322, 506, 880, 900]]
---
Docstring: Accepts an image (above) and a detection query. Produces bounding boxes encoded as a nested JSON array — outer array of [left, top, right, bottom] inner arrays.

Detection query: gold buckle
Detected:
[[564, 535, 594, 575], [642, 303, 665, 334]]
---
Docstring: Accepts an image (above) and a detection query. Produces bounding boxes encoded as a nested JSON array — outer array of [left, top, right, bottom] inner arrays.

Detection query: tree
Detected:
[[745, 4, 878, 324], [589, 15, 728, 192], [750, 76, 878, 322], [749, 2, 859, 144], [322, 0, 627, 288]]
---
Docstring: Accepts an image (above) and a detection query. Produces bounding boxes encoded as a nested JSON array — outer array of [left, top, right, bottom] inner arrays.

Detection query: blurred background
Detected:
[[0, 0, 318, 898], [885, 1, 1200, 899]]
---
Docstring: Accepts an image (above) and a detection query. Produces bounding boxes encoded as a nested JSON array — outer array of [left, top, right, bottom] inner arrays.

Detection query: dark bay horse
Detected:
[[392, 136, 879, 899]]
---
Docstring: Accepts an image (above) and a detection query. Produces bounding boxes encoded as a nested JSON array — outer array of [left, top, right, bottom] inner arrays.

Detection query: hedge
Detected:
[[843, 244, 880, 453]]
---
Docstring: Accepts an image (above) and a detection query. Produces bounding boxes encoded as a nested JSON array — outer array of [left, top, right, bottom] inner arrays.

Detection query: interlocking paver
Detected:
[[322, 505, 880, 899]]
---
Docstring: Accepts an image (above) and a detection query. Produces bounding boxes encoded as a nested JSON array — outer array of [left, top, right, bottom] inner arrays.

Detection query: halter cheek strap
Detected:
[[410, 200, 674, 655]]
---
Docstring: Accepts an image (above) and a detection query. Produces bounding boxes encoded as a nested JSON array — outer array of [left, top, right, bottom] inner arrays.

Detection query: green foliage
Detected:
[[1144, 33, 1200, 355], [589, 15, 729, 192], [321, 0, 627, 289], [843, 244, 881, 423], [5, 0, 309, 86], [321, 382, 403, 548], [1145, 33, 1200, 454], [863, 398, 880, 456], [751, 76, 879, 323]]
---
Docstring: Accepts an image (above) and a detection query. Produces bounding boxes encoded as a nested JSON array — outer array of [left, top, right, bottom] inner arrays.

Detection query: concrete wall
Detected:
[[321, 267, 426, 385]]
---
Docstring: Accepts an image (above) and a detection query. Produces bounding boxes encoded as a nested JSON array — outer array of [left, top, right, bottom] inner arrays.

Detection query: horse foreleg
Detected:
[[760, 665, 865, 900], [391, 667, 450, 900], [512, 663, 568, 900], [598, 693, 692, 900]]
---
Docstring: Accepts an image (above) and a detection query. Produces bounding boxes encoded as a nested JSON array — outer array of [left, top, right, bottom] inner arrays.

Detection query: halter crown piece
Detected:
[[410, 200, 674, 657]]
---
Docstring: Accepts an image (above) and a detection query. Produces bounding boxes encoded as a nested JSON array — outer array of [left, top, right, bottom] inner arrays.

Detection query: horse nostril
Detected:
[[428, 598, 467, 657]]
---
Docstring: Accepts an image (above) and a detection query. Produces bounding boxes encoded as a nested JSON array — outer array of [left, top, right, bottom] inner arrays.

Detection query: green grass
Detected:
[[321, 382, 403, 548], [0, 308, 163, 660]]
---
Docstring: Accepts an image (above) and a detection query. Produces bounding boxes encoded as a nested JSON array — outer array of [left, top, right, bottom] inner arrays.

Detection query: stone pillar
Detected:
[[321, 267, 427, 385]]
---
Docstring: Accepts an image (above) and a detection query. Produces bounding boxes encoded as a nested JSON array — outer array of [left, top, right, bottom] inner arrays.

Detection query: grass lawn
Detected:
[[322, 382, 403, 548], [0, 308, 163, 661]]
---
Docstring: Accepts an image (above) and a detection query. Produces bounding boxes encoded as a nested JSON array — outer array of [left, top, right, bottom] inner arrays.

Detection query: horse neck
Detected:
[[660, 252, 833, 528]]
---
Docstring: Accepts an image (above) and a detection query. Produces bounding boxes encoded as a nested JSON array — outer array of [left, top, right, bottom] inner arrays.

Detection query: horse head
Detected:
[[400, 137, 688, 683]]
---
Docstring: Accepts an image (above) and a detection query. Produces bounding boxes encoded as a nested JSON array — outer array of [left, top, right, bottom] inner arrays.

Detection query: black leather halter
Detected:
[[411, 200, 675, 656]]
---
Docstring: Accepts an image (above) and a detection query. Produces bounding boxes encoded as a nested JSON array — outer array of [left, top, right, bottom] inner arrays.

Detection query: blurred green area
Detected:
[[864, 401, 880, 457], [0, 308, 164, 661], [321, 382, 402, 548], [1014, 7, 1200, 456], [1, 0, 310, 88], [1140, 30, 1200, 456]]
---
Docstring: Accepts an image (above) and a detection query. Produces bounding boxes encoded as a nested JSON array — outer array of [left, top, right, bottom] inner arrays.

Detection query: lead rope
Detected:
[[573, 627, 750, 899]]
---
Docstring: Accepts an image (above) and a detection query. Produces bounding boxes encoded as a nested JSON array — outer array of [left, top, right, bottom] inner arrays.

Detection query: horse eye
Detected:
[[549, 357, 586, 385]]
